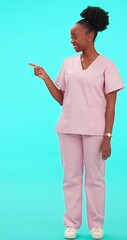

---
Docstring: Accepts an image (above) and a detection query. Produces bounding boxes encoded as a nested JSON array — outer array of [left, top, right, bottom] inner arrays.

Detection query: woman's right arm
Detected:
[[28, 63, 64, 105]]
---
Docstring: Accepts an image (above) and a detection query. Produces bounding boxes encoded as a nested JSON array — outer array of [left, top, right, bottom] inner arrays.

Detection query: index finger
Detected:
[[28, 63, 39, 68]]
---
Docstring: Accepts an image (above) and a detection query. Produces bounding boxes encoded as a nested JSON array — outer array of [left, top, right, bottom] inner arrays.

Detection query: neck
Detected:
[[82, 45, 99, 60]]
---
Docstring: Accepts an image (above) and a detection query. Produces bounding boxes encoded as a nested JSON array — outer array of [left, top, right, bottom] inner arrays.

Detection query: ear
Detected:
[[87, 32, 94, 42]]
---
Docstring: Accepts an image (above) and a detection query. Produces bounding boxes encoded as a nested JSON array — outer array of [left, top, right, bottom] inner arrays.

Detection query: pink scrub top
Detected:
[[55, 54, 124, 135]]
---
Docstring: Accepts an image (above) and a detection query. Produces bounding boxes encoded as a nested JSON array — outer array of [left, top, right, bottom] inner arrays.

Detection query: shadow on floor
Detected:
[[77, 233, 126, 240]]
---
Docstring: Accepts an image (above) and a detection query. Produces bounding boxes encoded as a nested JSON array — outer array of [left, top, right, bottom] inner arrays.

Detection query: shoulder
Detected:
[[100, 55, 122, 82], [100, 55, 117, 68], [63, 55, 79, 64]]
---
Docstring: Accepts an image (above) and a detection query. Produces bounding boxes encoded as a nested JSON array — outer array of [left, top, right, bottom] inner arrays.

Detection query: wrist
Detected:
[[103, 135, 111, 141], [43, 74, 50, 82], [104, 132, 112, 137], [103, 132, 112, 141]]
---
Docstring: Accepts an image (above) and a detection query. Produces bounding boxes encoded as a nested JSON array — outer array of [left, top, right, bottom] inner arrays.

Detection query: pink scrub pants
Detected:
[[58, 133, 106, 229]]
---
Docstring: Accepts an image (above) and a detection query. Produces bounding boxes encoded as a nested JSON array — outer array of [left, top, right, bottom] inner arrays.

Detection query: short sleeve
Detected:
[[104, 63, 124, 95], [55, 61, 66, 91]]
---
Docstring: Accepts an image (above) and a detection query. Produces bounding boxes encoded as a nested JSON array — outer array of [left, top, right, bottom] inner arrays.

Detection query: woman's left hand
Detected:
[[99, 137, 111, 160]]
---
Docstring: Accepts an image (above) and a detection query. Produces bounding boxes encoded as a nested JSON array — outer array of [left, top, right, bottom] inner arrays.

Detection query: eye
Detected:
[[71, 36, 77, 40]]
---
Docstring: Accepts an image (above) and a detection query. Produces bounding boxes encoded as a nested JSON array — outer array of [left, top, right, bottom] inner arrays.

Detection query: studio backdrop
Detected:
[[0, 0, 127, 239]]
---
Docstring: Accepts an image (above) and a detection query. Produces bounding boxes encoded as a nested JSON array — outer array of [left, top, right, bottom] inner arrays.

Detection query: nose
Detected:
[[71, 39, 74, 44]]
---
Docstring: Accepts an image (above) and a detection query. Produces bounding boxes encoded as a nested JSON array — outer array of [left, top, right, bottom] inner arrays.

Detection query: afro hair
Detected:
[[80, 6, 109, 32]]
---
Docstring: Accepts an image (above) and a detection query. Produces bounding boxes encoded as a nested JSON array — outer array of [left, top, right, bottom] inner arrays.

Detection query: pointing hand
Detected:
[[28, 63, 48, 80]]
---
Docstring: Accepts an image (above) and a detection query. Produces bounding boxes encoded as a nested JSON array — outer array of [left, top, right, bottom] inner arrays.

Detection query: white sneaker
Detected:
[[91, 227, 104, 239], [64, 227, 77, 239]]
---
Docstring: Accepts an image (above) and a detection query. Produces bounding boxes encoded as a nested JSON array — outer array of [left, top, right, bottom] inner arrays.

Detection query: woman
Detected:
[[29, 6, 124, 239]]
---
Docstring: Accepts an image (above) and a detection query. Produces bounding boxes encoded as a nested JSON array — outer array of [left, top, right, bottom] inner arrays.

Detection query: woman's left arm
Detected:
[[99, 91, 117, 160]]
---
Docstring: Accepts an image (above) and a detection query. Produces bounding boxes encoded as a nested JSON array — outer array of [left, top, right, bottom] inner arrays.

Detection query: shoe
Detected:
[[91, 227, 104, 239], [64, 227, 77, 239]]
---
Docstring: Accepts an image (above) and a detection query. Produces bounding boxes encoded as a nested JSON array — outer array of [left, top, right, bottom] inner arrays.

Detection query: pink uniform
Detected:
[[55, 54, 124, 135], [55, 54, 124, 229]]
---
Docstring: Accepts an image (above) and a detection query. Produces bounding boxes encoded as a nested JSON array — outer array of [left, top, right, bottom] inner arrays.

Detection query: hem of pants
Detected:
[[88, 223, 104, 229], [64, 222, 81, 229], [64, 225, 80, 230]]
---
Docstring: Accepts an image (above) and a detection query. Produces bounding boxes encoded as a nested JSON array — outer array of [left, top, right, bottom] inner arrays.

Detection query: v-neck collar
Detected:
[[78, 54, 102, 71]]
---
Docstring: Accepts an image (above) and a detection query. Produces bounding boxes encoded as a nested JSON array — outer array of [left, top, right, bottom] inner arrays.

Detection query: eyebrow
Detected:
[[70, 32, 76, 36]]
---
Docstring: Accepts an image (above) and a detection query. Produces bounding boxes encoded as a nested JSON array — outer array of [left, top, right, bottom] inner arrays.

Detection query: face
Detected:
[[70, 23, 93, 52]]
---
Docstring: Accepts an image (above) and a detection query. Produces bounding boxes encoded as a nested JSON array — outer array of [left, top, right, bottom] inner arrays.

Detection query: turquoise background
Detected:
[[0, 0, 127, 239]]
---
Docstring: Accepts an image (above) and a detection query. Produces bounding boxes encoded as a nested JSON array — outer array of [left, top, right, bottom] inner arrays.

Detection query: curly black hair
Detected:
[[77, 6, 109, 41]]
